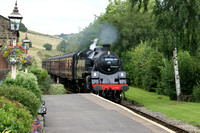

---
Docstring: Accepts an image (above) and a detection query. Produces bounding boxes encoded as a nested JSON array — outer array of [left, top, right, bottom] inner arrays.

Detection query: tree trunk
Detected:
[[173, 46, 182, 101]]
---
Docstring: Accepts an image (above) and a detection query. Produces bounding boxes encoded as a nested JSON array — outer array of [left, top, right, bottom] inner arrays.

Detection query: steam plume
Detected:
[[90, 38, 99, 50], [99, 23, 119, 44]]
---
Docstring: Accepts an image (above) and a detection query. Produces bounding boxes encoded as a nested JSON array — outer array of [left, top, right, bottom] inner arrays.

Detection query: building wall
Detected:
[[0, 54, 8, 69], [0, 15, 12, 46], [0, 15, 11, 80], [0, 54, 10, 80]]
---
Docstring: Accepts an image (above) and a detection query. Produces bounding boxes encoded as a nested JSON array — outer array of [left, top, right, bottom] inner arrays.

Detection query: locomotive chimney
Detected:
[[102, 44, 111, 51]]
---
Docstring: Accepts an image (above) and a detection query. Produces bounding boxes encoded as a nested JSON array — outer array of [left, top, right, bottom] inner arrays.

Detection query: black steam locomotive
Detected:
[[42, 44, 129, 103]]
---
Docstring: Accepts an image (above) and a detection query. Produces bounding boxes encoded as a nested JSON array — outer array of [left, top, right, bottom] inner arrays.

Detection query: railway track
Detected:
[[121, 99, 190, 133]]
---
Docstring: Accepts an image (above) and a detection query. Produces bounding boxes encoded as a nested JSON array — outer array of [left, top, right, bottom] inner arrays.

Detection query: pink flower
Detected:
[[17, 118, 22, 121]]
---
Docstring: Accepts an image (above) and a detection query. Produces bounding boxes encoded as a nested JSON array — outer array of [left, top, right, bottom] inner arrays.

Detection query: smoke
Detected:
[[89, 23, 119, 50], [99, 23, 119, 45], [90, 38, 99, 50]]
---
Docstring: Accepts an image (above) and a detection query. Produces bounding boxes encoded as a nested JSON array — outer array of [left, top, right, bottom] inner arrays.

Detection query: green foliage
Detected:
[[19, 23, 28, 32], [160, 51, 200, 100], [77, 22, 102, 51], [193, 85, 200, 102], [57, 33, 75, 40], [159, 59, 176, 99], [2, 71, 42, 100], [49, 84, 66, 95], [29, 41, 32, 48], [43, 43, 52, 51], [129, 0, 149, 11], [154, 0, 200, 56], [0, 86, 41, 116], [0, 97, 33, 133], [125, 42, 163, 91], [29, 67, 51, 93], [56, 40, 68, 53]]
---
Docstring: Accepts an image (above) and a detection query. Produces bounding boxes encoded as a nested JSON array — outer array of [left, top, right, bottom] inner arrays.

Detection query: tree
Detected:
[[129, 0, 150, 11], [56, 40, 68, 53], [43, 43, 52, 51], [153, 0, 200, 101], [100, 0, 155, 55], [19, 23, 28, 32]]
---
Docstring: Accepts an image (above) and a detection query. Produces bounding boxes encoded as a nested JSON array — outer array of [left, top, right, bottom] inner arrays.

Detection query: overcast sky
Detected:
[[0, 0, 109, 35]]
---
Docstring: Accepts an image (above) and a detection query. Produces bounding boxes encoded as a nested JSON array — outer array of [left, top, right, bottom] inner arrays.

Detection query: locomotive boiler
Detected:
[[42, 44, 129, 103]]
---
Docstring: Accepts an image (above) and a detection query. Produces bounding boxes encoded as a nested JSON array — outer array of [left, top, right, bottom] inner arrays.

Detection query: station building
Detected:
[[0, 15, 12, 81]]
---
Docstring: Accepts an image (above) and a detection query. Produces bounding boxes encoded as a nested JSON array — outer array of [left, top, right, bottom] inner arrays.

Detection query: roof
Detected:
[[0, 15, 9, 20], [44, 52, 77, 61]]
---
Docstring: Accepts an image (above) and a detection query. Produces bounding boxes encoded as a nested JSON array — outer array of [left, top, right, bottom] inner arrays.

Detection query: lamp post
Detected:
[[8, 0, 23, 79], [23, 33, 30, 73], [8, 0, 23, 46]]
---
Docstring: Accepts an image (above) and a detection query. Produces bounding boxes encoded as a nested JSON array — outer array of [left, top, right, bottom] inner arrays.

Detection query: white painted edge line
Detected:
[[91, 93, 175, 133]]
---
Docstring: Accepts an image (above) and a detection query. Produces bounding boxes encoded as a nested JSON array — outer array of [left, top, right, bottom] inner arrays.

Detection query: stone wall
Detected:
[[0, 15, 12, 46]]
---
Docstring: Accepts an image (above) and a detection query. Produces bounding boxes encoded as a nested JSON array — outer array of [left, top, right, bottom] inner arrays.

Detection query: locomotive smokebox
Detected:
[[102, 44, 111, 51]]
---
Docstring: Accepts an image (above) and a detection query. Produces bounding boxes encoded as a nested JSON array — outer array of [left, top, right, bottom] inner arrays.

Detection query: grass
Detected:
[[125, 86, 200, 127], [19, 31, 64, 67]]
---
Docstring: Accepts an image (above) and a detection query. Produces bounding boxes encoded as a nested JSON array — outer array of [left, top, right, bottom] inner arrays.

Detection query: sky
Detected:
[[0, 0, 109, 35]]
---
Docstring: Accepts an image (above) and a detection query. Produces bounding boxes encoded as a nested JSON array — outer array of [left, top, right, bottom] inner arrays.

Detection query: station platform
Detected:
[[42, 94, 174, 133]]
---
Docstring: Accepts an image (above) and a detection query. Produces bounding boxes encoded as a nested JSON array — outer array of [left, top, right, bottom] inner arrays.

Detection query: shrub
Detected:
[[159, 59, 175, 98], [0, 97, 33, 133], [125, 42, 163, 91], [29, 67, 51, 93], [0, 86, 41, 116], [49, 84, 66, 95], [40, 78, 53, 93], [160, 51, 200, 100], [3, 71, 42, 100], [193, 85, 200, 102], [43, 43, 52, 51]]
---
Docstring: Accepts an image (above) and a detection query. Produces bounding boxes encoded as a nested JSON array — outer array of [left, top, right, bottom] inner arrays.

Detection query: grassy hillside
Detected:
[[19, 30, 64, 67]]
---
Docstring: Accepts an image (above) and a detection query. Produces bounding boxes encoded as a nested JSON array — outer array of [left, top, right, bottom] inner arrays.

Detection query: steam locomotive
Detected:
[[42, 44, 129, 103]]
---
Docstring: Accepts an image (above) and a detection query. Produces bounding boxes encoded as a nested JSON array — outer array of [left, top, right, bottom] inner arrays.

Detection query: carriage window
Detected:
[[69, 59, 72, 69]]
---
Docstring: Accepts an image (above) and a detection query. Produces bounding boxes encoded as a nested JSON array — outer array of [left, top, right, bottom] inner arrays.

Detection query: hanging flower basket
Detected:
[[0, 44, 25, 65], [23, 54, 33, 66]]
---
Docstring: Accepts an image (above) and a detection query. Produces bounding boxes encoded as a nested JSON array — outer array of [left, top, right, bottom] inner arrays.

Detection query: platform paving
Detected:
[[42, 94, 174, 133]]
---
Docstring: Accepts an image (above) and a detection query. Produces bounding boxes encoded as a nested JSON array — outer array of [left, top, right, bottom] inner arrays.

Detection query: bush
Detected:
[[29, 67, 51, 93], [125, 42, 163, 91], [159, 59, 175, 98], [40, 78, 53, 93], [43, 43, 52, 51], [193, 85, 200, 102], [49, 84, 66, 95], [0, 86, 41, 116], [160, 51, 200, 100], [3, 71, 42, 100], [0, 97, 33, 133]]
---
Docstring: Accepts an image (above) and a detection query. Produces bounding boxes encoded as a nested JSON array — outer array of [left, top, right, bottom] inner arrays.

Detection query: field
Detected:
[[19, 31, 64, 67], [125, 87, 200, 127]]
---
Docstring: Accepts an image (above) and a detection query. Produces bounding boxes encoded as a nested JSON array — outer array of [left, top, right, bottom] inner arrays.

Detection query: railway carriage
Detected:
[[42, 44, 129, 103]]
